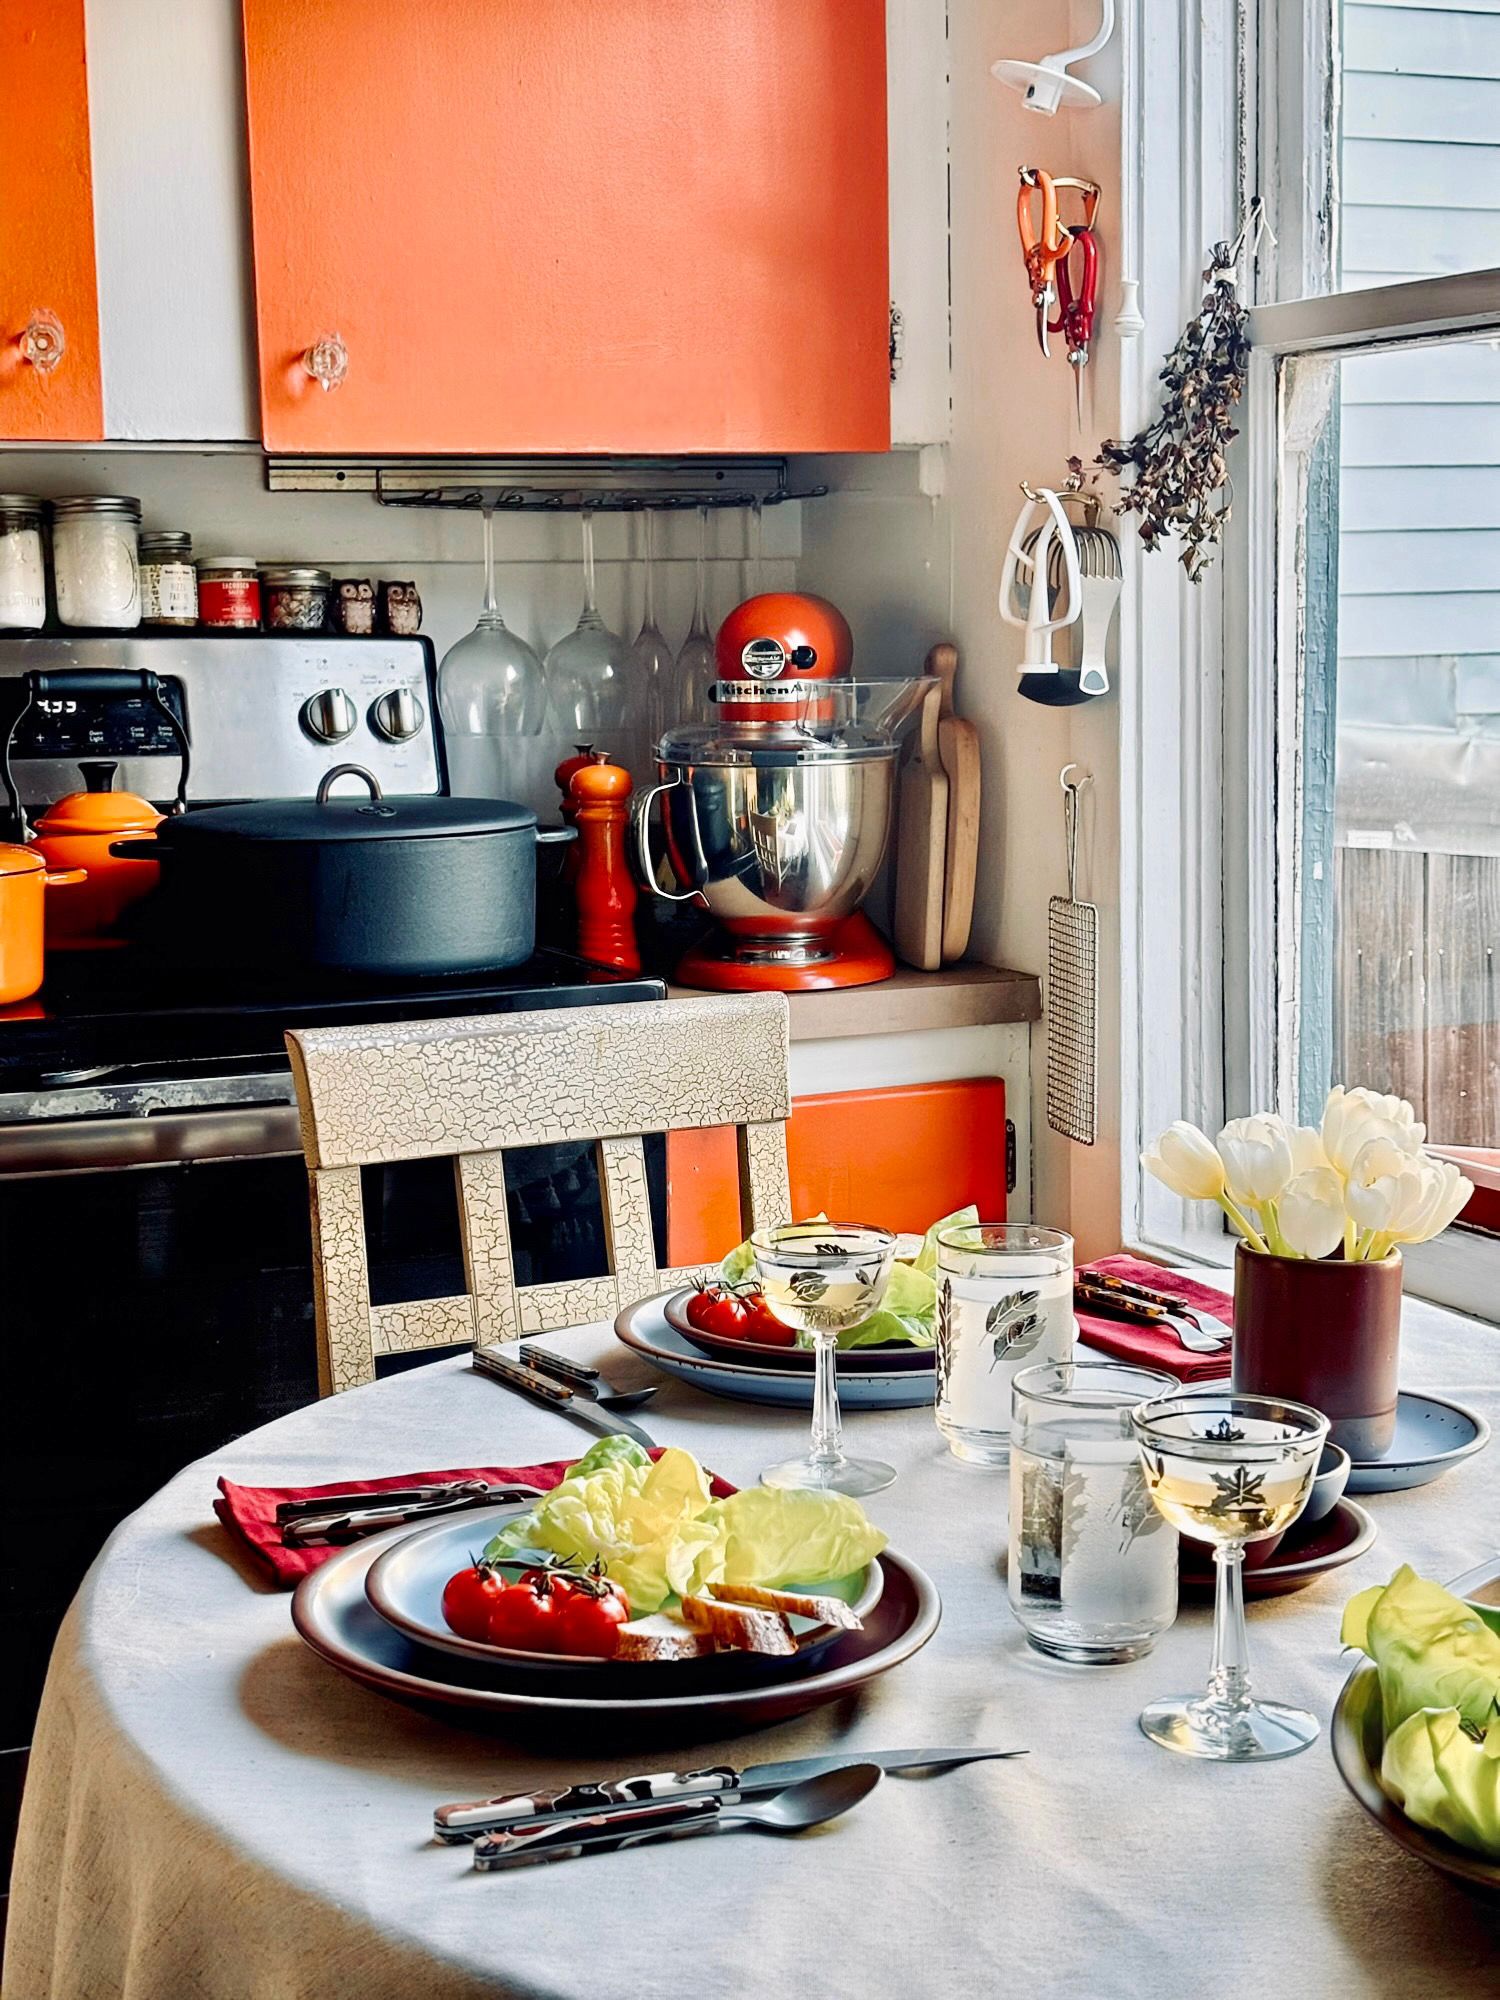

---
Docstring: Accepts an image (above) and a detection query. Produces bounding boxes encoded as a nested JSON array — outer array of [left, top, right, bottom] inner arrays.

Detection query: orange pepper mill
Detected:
[[569, 754, 640, 972]]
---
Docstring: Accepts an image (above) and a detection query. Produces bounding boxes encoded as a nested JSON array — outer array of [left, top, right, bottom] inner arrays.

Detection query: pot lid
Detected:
[[36, 761, 163, 836], [0, 843, 45, 878], [156, 768, 538, 844]]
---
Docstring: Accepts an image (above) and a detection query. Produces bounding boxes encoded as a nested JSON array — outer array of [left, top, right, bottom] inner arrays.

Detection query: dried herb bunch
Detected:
[[1097, 231, 1254, 581]]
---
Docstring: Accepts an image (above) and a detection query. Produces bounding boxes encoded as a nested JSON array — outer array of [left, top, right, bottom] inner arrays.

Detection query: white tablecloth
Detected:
[[7, 1285, 1499, 2000]]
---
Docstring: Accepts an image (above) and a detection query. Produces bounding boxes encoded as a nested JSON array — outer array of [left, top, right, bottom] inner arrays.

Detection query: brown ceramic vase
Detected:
[[1230, 1242, 1403, 1459]]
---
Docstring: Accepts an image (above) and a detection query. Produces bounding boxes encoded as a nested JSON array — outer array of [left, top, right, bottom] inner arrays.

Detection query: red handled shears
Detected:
[[1017, 167, 1072, 357], [1046, 178, 1102, 423]]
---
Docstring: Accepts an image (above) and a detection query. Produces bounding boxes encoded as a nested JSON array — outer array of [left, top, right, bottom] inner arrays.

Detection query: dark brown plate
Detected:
[[661, 1288, 934, 1374], [1177, 1498, 1377, 1598], [293, 1525, 941, 1742]]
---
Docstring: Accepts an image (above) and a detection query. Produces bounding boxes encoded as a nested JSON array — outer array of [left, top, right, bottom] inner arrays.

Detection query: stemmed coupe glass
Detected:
[[626, 509, 673, 780], [674, 505, 717, 725], [751, 1223, 898, 1495], [436, 501, 547, 796], [545, 509, 633, 742], [1130, 1392, 1329, 1760]]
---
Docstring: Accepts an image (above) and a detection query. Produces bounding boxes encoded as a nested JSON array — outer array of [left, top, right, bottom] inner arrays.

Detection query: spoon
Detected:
[[473, 1763, 883, 1870]]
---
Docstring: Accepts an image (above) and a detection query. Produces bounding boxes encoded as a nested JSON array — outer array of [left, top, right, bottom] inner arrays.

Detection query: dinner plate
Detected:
[[292, 1529, 941, 1740], [1330, 1553, 1500, 1897], [661, 1289, 935, 1374], [1345, 1391, 1489, 1494], [365, 1501, 885, 1671], [615, 1294, 937, 1409], [1177, 1499, 1377, 1599]]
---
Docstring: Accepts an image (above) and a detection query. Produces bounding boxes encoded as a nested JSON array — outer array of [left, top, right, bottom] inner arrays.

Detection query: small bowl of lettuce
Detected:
[[1333, 1563, 1500, 1892]]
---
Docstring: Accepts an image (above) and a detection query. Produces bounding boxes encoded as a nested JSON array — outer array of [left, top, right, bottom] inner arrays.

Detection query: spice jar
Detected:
[[139, 532, 198, 628], [52, 496, 141, 630], [0, 496, 46, 631], [261, 564, 331, 632], [197, 558, 261, 630]]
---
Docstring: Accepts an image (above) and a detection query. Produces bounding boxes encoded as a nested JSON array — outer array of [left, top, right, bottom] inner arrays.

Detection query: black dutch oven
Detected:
[[114, 764, 574, 977]]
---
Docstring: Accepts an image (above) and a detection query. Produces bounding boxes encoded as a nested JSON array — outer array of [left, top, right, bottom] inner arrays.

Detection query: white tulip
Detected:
[[1392, 1159, 1473, 1245], [1277, 1167, 1347, 1261], [1322, 1086, 1425, 1175], [1288, 1124, 1330, 1173], [1142, 1121, 1226, 1201], [1343, 1134, 1418, 1234], [1216, 1115, 1295, 1206]]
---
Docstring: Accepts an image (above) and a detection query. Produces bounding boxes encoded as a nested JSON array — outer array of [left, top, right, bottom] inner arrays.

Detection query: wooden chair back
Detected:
[[285, 992, 791, 1394]]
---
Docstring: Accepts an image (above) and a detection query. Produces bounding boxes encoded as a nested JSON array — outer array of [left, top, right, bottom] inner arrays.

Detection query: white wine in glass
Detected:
[[752, 1223, 898, 1496], [1131, 1393, 1328, 1761]]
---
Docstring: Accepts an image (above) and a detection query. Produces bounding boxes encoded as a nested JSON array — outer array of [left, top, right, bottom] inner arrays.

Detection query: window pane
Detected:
[[1339, 0, 1500, 290], [1296, 336, 1500, 1199]]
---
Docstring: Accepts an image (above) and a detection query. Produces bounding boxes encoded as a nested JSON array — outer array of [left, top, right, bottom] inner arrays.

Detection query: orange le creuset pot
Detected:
[[0, 845, 86, 1004], [34, 759, 162, 947]]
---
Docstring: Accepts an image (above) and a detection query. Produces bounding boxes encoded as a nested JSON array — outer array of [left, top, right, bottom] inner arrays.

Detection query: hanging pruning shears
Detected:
[[1047, 177, 1102, 423], [1017, 167, 1072, 356]]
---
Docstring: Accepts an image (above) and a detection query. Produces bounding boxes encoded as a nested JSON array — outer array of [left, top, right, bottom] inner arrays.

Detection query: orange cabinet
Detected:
[[666, 1078, 1010, 1268], [240, 0, 890, 456], [0, 0, 103, 441]]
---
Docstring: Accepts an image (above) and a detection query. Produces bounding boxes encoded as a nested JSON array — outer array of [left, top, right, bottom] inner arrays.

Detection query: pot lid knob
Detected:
[[80, 760, 118, 793]]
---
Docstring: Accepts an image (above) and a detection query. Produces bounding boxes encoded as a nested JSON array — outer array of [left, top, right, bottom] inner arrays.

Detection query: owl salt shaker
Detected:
[[380, 580, 422, 635], [335, 578, 376, 636]]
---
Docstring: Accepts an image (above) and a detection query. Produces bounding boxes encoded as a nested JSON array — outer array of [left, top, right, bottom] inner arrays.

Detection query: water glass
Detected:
[[934, 1223, 1074, 1464], [1008, 1362, 1180, 1663]]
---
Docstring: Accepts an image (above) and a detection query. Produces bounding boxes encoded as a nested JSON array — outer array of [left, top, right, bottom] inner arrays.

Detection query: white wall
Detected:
[[801, 1, 1126, 1258]]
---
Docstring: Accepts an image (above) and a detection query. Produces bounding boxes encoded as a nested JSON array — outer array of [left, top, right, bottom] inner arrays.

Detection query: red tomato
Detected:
[[485, 1576, 559, 1651], [553, 1580, 631, 1657], [441, 1563, 510, 1641], [687, 1283, 795, 1344]]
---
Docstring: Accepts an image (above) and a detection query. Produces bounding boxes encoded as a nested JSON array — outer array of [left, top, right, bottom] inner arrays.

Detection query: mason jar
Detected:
[[139, 531, 198, 628], [0, 496, 46, 631], [52, 496, 141, 630]]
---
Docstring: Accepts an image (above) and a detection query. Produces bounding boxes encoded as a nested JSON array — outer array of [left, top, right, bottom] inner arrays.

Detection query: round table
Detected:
[[7, 1290, 1499, 2000]]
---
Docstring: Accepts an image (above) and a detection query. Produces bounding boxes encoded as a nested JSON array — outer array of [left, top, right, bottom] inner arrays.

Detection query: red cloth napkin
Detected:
[[216, 1452, 736, 1588], [1074, 1254, 1233, 1383]]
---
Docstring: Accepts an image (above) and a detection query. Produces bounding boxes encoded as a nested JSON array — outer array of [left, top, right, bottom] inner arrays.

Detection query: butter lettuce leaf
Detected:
[[1381, 1709, 1500, 1861], [1341, 1566, 1500, 1737], [674, 1486, 888, 1601]]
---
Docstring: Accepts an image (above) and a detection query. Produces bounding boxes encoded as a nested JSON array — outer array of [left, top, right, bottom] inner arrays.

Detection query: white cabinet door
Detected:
[[887, 0, 951, 446]]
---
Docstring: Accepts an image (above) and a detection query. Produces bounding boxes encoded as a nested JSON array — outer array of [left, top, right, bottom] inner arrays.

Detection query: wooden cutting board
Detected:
[[926, 643, 981, 963], [892, 677, 948, 971]]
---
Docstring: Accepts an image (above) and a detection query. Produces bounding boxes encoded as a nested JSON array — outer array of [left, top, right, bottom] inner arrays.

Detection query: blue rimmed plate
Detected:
[[615, 1293, 936, 1409], [1345, 1391, 1490, 1494]]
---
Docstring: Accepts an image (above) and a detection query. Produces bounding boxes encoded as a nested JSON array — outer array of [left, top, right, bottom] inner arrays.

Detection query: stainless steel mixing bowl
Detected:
[[636, 746, 898, 965]]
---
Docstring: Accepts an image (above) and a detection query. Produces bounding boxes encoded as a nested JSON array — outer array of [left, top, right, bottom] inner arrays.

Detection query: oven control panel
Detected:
[[0, 635, 444, 807]]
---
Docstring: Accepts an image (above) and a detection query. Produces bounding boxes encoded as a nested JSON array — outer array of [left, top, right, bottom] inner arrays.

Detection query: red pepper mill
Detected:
[[569, 755, 640, 972], [553, 743, 595, 886]]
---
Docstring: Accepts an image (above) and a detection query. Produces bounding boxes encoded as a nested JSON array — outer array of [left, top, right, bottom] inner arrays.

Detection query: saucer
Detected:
[[1345, 1391, 1489, 1494]]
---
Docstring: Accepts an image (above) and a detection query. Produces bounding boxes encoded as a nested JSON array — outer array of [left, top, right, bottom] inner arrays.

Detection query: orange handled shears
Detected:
[[1017, 167, 1072, 356]]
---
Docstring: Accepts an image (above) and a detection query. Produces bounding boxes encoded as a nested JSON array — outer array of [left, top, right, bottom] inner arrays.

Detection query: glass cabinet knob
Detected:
[[18, 310, 66, 374], [302, 333, 349, 392]]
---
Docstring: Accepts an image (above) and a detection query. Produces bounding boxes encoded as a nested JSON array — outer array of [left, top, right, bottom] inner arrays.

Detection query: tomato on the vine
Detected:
[[516, 1559, 631, 1656], [686, 1283, 796, 1346], [484, 1574, 559, 1651], [441, 1562, 510, 1641]]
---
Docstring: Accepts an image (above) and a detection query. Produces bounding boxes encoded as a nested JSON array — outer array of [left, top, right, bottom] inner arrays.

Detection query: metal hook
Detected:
[[1059, 762, 1092, 793]]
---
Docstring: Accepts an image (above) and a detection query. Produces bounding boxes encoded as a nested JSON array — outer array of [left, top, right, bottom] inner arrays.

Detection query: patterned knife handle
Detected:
[[471, 1349, 576, 1404], [472, 1795, 732, 1871], [435, 1765, 738, 1842], [1073, 1285, 1176, 1328]]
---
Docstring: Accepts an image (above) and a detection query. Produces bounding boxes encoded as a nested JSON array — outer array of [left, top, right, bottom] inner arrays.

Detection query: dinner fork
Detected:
[[1073, 1285, 1229, 1355]]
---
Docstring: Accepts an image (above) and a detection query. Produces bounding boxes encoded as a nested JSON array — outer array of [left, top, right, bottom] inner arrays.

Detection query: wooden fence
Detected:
[[1334, 847, 1500, 1145]]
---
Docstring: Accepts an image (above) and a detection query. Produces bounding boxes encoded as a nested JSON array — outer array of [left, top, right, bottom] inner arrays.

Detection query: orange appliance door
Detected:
[[0, 0, 103, 441], [666, 1079, 1009, 1270], [241, 0, 891, 456]]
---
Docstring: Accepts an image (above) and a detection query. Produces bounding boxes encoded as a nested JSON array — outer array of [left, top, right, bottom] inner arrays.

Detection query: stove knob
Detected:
[[370, 687, 426, 743], [301, 687, 357, 744]]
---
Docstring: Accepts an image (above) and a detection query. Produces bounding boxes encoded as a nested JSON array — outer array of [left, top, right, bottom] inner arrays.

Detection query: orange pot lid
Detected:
[[0, 843, 46, 878], [35, 768, 163, 837]]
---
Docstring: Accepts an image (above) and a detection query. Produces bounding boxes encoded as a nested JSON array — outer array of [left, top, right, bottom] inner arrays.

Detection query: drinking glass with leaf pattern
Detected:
[[1130, 1392, 1329, 1761], [751, 1223, 898, 1495], [934, 1224, 1074, 1465], [1009, 1362, 1180, 1664]]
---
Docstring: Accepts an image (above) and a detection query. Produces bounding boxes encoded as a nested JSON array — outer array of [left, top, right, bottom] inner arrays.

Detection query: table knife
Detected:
[[278, 1483, 543, 1548], [436, 1746, 1025, 1842], [470, 1348, 657, 1450], [1074, 1285, 1229, 1354], [1079, 1270, 1233, 1338]]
